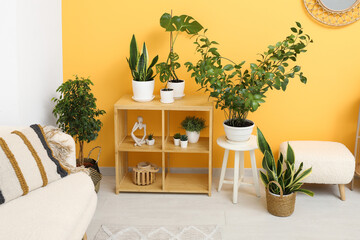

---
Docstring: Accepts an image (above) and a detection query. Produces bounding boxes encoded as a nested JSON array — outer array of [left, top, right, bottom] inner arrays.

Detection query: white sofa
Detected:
[[0, 126, 97, 240]]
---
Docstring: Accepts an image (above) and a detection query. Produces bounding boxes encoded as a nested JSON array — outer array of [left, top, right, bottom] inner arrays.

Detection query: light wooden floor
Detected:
[[87, 175, 360, 240]]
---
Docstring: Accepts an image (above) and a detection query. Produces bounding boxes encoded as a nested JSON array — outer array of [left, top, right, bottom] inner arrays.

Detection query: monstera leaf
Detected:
[[160, 13, 203, 34]]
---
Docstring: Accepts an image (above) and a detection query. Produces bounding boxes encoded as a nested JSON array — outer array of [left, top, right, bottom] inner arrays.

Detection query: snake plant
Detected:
[[127, 35, 159, 81], [257, 128, 314, 196]]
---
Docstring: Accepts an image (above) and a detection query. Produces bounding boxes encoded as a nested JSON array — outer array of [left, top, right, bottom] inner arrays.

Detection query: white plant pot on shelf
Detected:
[[146, 139, 155, 146], [132, 79, 155, 102], [186, 131, 200, 143], [174, 138, 180, 146], [168, 80, 185, 99], [223, 119, 255, 142], [180, 140, 188, 148], [160, 89, 174, 104]]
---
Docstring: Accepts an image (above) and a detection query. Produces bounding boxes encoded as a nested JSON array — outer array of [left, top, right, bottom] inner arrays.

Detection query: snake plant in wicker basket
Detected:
[[257, 128, 314, 196]]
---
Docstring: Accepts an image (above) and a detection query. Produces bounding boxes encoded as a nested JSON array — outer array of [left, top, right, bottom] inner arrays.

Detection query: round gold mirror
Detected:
[[304, 0, 360, 26]]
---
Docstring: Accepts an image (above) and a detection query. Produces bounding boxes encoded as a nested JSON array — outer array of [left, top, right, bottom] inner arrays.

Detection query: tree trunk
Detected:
[[78, 141, 84, 166]]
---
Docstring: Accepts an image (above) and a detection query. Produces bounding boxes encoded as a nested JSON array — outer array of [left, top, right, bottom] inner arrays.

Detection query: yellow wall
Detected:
[[62, 0, 360, 168]]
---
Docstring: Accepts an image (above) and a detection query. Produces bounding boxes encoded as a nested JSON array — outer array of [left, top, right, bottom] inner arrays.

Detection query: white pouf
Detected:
[[279, 141, 355, 200]]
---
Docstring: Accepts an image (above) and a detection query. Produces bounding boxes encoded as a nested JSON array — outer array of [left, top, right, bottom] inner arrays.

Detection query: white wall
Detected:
[[0, 0, 63, 126]]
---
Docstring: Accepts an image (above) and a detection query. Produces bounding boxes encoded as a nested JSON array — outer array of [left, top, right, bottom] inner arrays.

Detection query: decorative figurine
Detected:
[[131, 116, 147, 146]]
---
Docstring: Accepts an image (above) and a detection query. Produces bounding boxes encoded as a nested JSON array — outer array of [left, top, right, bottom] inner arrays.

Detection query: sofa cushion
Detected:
[[0, 172, 97, 240], [0, 124, 69, 205]]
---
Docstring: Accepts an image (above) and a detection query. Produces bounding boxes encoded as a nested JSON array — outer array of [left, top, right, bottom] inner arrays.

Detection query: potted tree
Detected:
[[157, 11, 203, 99], [180, 135, 188, 148], [257, 128, 313, 217], [173, 133, 181, 146], [181, 116, 206, 143], [185, 22, 313, 142], [127, 35, 159, 102], [52, 75, 106, 167]]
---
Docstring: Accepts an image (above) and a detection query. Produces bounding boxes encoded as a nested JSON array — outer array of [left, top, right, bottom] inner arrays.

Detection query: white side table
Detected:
[[217, 135, 260, 203]]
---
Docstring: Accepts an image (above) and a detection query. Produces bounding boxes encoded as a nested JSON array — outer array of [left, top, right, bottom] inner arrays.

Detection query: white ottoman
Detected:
[[279, 141, 355, 201]]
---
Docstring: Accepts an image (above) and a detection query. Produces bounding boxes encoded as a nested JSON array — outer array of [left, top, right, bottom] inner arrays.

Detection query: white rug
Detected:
[[94, 225, 222, 240]]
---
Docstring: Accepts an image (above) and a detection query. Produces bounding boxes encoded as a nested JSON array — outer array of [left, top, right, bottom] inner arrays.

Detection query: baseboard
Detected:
[[100, 167, 261, 178]]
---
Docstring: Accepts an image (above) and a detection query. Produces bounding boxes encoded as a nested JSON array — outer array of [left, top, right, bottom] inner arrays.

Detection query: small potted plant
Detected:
[[173, 133, 181, 146], [146, 133, 155, 146], [127, 35, 159, 102], [180, 135, 188, 148], [157, 11, 203, 99], [160, 88, 174, 104], [257, 128, 313, 217], [181, 116, 206, 143], [186, 22, 313, 142]]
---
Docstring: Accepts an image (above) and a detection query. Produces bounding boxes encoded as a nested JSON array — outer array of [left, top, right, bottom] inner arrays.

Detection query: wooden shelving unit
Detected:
[[114, 94, 213, 196]]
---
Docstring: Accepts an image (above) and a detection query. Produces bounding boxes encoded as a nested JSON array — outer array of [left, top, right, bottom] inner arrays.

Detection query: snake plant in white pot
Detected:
[[127, 35, 159, 102], [186, 22, 313, 142], [257, 128, 313, 217]]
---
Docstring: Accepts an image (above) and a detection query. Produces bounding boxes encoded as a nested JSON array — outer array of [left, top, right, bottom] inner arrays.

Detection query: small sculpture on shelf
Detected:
[[131, 116, 147, 146]]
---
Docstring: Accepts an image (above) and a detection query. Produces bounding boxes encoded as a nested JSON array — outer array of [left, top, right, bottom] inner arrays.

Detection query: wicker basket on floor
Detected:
[[132, 162, 159, 186], [266, 181, 296, 217], [82, 146, 102, 193]]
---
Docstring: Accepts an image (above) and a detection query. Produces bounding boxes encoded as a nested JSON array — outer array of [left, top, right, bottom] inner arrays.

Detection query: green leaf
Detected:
[[129, 35, 138, 71], [296, 22, 302, 28], [257, 128, 273, 155], [160, 13, 175, 31], [294, 188, 314, 197], [291, 27, 297, 33], [260, 171, 269, 186], [223, 64, 234, 71], [286, 143, 295, 165]]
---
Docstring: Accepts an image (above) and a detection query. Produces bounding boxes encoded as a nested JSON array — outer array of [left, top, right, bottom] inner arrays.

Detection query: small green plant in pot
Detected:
[[127, 34, 159, 102], [52, 75, 106, 166], [257, 128, 313, 217], [146, 133, 155, 146], [157, 11, 203, 99], [185, 22, 313, 142], [180, 134, 188, 148], [173, 132, 181, 146], [181, 116, 206, 143]]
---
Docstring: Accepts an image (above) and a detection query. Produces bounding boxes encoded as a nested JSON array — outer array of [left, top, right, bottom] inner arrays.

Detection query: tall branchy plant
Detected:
[[127, 35, 159, 81], [185, 22, 313, 127], [52, 76, 106, 166], [156, 12, 203, 87]]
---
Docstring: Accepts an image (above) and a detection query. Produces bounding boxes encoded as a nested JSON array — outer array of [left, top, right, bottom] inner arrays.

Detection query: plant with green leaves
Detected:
[[185, 22, 313, 127], [181, 116, 206, 132], [147, 134, 154, 140], [174, 133, 181, 139], [52, 75, 106, 166], [127, 35, 159, 81], [180, 135, 188, 141], [156, 12, 203, 86], [257, 128, 313, 196]]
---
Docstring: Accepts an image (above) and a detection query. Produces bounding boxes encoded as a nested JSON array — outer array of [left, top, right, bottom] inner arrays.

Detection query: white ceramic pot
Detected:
[[223, 119, 255, 142], [167, 80, 185, 99], [146, 139, 155, 146], [186, 131, 200, 143], [160, 88, 174, 104], [180, 140, 188, 148], [132, 79, 155, 102], [174, 138, 180, 146]]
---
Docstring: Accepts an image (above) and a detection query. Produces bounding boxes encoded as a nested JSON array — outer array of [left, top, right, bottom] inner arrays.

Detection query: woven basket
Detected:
[[132, 162, 159, 186], [82, 146, 102, 193], [266, 181, 296, 217]]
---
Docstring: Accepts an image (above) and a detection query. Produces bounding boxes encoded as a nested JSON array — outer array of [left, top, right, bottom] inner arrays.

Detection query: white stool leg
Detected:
[[239, 151, 244, 181], [233, 151, 240, 204], [250, 150, 260, 197], [218, 149, 229, 192]]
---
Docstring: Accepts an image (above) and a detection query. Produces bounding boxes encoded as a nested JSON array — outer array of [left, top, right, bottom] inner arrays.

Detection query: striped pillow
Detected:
[[0, 124, 69, 205]]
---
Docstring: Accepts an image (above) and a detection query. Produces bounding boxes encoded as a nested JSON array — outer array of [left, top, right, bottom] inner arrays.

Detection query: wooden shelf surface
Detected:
[[118, 172, 163, 192], [165, 137, 209, 153], [114, 94, 213, 111], [118, 136, 162, 152], [164, 173, 208, 193]]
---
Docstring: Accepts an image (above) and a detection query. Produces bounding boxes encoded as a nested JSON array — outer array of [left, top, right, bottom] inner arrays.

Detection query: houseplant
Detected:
[[173, 132, 181, 146], [52, 75, 106, 166], [127, 34, 159, 102], [146, 133, 155, 146], [157, 11, 203, 99], [185, 22, 313, 142], [180, 134, 188, 148], [181, 116, 206, 143], [257, 128, 313, 217]]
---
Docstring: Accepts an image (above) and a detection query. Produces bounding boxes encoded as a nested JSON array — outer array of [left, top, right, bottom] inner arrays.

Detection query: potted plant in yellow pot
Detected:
[[186, 22, 313, 142], [257, 128, 313, 217]]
